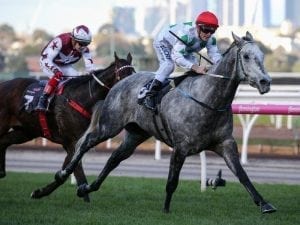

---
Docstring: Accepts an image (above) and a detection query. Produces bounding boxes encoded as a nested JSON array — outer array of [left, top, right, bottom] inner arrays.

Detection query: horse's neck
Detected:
[[95, 66, 115, 85], [195, 51, 240, 107], [65, 72, 111, 108]]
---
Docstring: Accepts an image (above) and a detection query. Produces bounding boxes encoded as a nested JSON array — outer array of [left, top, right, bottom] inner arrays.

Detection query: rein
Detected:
[[90, 64, 135, 91], [63, 63, 135, 91], [177, 88, 230, 112], [204, 73, 229, 79], [90, 72, 110, 90], [88, 62, 134, 99]]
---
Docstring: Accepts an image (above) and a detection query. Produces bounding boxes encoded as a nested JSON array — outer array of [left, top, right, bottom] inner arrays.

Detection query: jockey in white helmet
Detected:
[[35, 25, 94, 111]]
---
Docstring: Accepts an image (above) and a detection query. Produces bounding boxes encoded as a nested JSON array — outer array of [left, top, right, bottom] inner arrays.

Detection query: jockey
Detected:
[[143, 11, 222, 111], [35, 25, 94, 111]]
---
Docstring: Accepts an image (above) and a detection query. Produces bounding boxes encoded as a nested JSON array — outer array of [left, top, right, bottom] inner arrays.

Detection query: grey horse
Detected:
[[56, 32, 276, 214]]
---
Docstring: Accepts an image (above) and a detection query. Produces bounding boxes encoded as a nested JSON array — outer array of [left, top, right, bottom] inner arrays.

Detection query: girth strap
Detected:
[[38, 112, 51, 139], [67, 99, 91, 119], [152, 105, 172, 145]]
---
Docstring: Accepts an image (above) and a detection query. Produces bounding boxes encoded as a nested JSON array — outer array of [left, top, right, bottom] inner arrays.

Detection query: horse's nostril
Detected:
[[260, 79, 270, 86]]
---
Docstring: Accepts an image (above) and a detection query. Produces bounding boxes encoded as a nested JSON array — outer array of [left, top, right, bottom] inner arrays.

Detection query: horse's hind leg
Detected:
[[0, 128, 35, 178], [216, 138, 276, 214], [76, 130, 150, 198], [55, 124, 117, 184]]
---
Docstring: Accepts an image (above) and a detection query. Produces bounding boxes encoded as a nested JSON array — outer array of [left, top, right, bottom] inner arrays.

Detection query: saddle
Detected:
[[137, 75, 188, 106]]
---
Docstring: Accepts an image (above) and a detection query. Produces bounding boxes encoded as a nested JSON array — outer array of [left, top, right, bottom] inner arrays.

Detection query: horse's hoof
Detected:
[[54, 170, 67, 184], [0, 171, 6, 178], [162, 208, 170, 214], [261, 202, 277, 214], [77, 184, 89, 197], [83, 194, 90, 203], [31, 189, 43, 199]]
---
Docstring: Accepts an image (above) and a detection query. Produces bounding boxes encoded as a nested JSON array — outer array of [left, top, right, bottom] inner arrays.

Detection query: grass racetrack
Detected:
[[0, 172, 299, 225]]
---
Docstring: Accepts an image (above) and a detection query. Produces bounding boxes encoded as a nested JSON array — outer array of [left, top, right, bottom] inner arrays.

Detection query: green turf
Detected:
[[0, 172, 299, 225]]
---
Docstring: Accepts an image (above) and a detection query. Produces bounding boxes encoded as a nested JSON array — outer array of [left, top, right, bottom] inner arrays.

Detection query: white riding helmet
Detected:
[[71, 25, 92, 45]]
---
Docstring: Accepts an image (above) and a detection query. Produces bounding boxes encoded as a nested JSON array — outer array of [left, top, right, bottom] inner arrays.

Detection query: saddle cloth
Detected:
[[22, 80, 68, 113]]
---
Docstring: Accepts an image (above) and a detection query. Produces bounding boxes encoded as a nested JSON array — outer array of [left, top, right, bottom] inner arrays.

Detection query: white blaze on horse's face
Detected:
[[233, 32, 271, 94]]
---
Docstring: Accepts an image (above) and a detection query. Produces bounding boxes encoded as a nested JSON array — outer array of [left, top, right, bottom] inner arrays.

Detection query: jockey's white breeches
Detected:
[[153, 41, 175, 83]]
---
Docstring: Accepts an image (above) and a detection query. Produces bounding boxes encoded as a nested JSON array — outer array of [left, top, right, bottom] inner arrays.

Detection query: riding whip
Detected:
[[169, 30, 214, 65]]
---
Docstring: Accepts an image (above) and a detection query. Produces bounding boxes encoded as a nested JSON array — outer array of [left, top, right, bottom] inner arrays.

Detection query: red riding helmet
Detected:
[[195, 11, 219, 28]]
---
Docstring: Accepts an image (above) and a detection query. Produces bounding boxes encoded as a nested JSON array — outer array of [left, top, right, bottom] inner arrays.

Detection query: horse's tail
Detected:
[[90, 101, 103, 131], [75, 101, 103, 150]]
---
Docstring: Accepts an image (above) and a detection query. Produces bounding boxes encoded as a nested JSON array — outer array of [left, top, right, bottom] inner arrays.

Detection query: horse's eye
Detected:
[[243, 54, 250, 60]]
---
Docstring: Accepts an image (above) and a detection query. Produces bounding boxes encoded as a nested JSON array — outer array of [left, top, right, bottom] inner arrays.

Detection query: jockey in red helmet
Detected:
[[35, 25, 94, 111], [141, 11, 222, 111], [195, 11, 219, 28]]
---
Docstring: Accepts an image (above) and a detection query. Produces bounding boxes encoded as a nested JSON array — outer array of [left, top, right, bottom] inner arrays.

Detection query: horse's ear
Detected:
[[127, 53, 132, 63], [114, 51, 119, 61], [232, 32, 241, 45], [245, 31, 254, 41]]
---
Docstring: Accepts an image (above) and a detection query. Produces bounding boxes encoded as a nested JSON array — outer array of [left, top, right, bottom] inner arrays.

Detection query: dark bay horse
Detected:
[[0, 52, 135, 201], [56, 32, 276, 213]]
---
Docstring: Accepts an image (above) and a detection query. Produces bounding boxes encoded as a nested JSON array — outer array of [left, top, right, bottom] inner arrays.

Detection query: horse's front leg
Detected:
[[163, 147, 186, 213], [216, 138, 276, 214]]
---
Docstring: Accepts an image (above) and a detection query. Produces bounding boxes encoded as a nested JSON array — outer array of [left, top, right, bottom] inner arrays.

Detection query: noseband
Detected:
[[114, 65, 135, 81]]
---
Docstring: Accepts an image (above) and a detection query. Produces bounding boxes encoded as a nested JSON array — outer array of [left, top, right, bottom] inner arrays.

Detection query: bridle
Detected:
[[90, 63, 135, 90], [222, 39, 254, 81], [234, 41, 254, 81], [114, 65, 135, 81]]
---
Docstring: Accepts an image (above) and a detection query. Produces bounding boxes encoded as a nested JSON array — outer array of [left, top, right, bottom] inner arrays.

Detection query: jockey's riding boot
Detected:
[[35, 82, 56, 112], [144, 79, 163, 111], [35, 93, 49, 112]]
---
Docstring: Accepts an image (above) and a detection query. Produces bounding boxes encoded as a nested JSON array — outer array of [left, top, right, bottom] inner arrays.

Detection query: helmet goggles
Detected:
[[199, 25, 216, 34], [76, 40, 89, 47]]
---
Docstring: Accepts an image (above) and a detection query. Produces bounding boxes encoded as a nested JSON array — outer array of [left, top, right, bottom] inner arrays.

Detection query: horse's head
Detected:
[[91, 52, 135, 90], [113, 52, 135, 81], [232, 31, 271, 94]]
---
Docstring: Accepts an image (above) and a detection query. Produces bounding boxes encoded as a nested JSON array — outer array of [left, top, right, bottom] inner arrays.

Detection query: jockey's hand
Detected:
[[191, 65, 207, 74], [88, 70, 95, 76], [54, 70, 63, 79]]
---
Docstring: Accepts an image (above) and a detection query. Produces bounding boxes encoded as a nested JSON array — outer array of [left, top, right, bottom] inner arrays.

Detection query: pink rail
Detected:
[[232, 104, 300, 115]]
